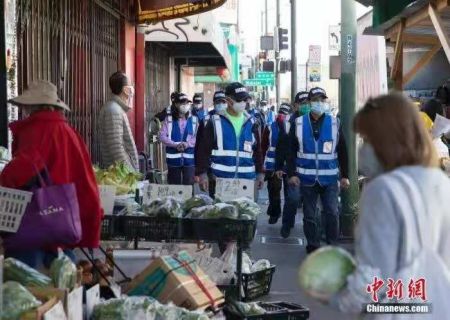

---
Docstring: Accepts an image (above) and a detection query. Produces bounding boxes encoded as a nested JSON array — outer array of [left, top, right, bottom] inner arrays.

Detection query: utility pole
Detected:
[[340, 0, 359, 238], [290, 0, 297, 103], [264, 0, 269, 102], [275, 0, 281, 106]]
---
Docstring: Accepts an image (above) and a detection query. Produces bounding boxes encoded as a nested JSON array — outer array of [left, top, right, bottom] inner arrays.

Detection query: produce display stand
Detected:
[[100, 215, 257, 301]]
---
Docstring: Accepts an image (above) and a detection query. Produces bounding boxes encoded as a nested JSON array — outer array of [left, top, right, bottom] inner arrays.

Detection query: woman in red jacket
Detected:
[[0, 80, 103, 268]]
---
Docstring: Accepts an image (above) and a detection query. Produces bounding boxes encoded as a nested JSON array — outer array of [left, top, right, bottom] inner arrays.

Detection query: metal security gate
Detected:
[[16, 0, 120, 162]]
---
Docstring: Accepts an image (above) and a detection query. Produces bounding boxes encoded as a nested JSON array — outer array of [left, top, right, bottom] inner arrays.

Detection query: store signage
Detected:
[[44, 301, 67, 320], [215, 178, 255, 202], [144, 184, 193, 203]]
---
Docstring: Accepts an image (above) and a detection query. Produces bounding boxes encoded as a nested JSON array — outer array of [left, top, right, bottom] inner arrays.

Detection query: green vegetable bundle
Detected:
[[227, 300, 266, 316], [94, 162, 142, 195], [4, 258, 52, 287], [50, 254, 77, 290], [183, 194, 214, 213], [227, 197, 261, 220], [2, 281, 42, 320], [144, 197, 183, 218], [92, 297, 208, 320]]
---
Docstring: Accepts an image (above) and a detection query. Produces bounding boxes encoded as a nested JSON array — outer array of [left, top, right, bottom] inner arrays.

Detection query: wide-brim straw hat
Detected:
[[8, 80, 70, 112]]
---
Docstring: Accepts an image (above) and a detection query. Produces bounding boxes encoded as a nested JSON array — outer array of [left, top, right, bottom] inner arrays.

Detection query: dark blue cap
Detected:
[[225, 82, 251, 101]]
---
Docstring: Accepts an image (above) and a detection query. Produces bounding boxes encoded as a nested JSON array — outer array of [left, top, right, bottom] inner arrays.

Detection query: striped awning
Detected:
[[138, 0, 226, 24]]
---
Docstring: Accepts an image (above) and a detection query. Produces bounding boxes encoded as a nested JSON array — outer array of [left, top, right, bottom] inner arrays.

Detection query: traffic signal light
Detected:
[[262, 60, 275, 72], [278, 28, 289, 51]]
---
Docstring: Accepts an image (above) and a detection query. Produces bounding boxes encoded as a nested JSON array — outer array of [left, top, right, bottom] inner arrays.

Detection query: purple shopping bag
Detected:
[[3, 167, 82, 251]]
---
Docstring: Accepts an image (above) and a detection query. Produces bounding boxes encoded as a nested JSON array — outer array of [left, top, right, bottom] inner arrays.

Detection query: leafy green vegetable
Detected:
[[50, 254, 77, 290], [183, 194, 214, 213], [213, 203, 238, 219], [189, 205, 216, 218], [227, 197, 261, 219], [298, 246, 356, 300], [92, 297, 208, 320], [4, 258, 52, 287], [144, 197, 182, 218], [2, 281, 42, 320]]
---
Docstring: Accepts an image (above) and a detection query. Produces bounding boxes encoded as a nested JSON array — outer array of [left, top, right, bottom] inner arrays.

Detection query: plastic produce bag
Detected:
[[213, 203, 238, 219], [183, 194, 214, 213], [189, 205, 216, 218], [227, 197, 261, 219], [2, 281, 42, 320], [144, 197, 182, 218], [251, 259, 271, 272], [4, 258, 52, 287], [227, 301, 265, 316], [241, 253, 253, 274], [50, 253, 77, 290], [92, 296, 157, 320]]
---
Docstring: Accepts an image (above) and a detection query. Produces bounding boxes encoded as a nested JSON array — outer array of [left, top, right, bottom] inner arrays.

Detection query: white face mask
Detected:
[[310, 101, 327, 116], [179, 104, 190, 114], [215, 103, 227, 113], [358, 142, 384, 178], [232, 101, 246, 114], [194, 103, 202, 110]]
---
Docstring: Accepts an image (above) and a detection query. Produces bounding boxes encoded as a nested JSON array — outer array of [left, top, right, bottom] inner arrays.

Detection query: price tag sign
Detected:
[[85, 285, 100, 320], [215, 178, 255, 202], [143, 184, 193, 204], [44, 301, 67, 320], [67, 287, 83, 320]]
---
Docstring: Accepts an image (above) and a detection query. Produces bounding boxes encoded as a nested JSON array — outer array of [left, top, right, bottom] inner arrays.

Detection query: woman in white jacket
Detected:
[[331, 93, 450, 319]]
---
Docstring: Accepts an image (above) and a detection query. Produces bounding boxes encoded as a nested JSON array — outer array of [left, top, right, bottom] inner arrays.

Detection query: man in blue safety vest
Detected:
[[262, 103, 292, 224], [196, 82, 264, 193], [159, 93, 199, 185], [287, 87, 350, 254]]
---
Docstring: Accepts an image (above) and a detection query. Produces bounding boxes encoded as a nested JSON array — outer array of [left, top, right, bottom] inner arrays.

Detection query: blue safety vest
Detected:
[[266, 110, 276, 126], [295, 114, 339, 185], [264, 121, 281, 172], [165, 115, 199, 167], [195, 109, 209, 122], [211, 114, 256, 179]]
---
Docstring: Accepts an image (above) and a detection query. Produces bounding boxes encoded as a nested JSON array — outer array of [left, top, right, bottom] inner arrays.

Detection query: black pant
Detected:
[[167, 166, 195, 185], [266, 172, 288, 218]]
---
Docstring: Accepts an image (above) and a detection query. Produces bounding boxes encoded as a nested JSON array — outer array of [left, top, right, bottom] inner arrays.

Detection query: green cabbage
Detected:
[[298, 246, 356, 300], [227, 197, 261, 219], [213, 203, 238, 219], [144, 197, 182, 218]]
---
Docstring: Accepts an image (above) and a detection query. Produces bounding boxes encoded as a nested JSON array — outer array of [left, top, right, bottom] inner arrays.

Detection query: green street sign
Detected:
[[243, 78, 274, 86], [256, 71, 275, 80]]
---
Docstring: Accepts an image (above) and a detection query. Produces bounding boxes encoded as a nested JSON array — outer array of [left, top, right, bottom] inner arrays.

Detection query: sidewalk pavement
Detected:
[[250, 185, 358, 320]]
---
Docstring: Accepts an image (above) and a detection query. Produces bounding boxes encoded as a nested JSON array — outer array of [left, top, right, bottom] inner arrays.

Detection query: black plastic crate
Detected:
[[224, 301, 309, 320], [101, 215, 185, 241], [190, 218, 257, 244], [129, 216, 184, 241], [242, 266, 276, 301]]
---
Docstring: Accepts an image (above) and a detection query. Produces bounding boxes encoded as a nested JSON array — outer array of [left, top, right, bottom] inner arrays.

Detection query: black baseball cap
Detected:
[[294, 91, 309, 104], [175, 93, 191, 103], [213, 90, 227, 103], [309, 87, 328, 100], [225, 82, 251, 101], [193, 94, 203, 104], [279, 103, 291, 115], [170, 92, 178, 102]]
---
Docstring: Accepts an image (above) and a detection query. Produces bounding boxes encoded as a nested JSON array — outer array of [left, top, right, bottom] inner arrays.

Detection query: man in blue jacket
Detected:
[[287, 87, 350, 254], [196, 83, 264, 193]]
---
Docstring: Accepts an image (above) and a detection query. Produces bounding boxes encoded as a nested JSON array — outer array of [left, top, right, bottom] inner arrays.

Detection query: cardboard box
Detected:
[[126, 251, 224, 310]]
